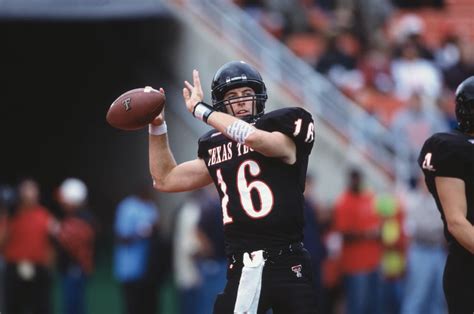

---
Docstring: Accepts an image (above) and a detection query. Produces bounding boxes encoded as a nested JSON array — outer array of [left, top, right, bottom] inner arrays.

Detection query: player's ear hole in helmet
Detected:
[[211, 61, 268, 120], [455, 76, 474, 133]]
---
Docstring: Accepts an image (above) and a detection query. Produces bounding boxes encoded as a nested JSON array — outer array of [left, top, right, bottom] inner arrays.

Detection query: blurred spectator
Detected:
[[302, 173, 326, 300], [392, 0, 444, 9], [313, 186, 344, 314], [3, 178, 57, 314], [359, 47, 395, 95], [263, 0, 312, 36], [333, 168, 382, 314], [376, 194, 407, 314], [0, 214, 5, 313], [113, 183, 160, 314], [173, 190, 202, 314], [285, 29, 328, 68], [194, 186, 226, 314], [0, 184, 13, 313], [434, 34, 461, 70], [351, 0, 393, 48], [391, 40, 442, 100], [55, 178, 96, 314], [389, 14, 432, 59], [437, 87, 457, 130], [236, 0, 286, 39], [400, 173, 447, 314], [443, 41, 474, 91], [320, 228, 343, 314], [317, 29, 360, 74], [390, 90, 449, 184], [316, 30, 364, 94]]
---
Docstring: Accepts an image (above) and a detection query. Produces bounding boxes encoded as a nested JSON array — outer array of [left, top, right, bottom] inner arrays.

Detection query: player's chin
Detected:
[[235, 112, 250, 118]]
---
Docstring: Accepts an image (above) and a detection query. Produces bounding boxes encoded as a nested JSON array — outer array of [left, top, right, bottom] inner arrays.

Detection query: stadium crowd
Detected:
[[235, 0, 474, 133], [0, 167, 447, 313]]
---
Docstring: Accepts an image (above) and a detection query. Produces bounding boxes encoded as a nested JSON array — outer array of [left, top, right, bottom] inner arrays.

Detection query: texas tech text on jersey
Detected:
[[206, 142, 257, 166]]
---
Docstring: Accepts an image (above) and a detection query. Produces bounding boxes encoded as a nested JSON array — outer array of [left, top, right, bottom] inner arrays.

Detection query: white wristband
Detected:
[[193, 102, 214, 123], [148, 122, 167, 135]]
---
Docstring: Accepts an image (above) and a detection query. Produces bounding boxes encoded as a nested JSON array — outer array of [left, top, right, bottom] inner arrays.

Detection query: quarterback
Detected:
[[149, 61, 318, 313]]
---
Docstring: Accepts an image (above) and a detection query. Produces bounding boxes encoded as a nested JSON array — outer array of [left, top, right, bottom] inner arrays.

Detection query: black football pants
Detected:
[[213, 248, 319, 314], [122, 280, 158, 314], [443, 252, 474, 314]]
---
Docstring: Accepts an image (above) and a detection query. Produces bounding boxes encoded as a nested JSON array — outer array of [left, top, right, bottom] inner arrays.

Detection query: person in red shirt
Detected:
[[3, 178, 57, 314], [333, 168, 383, 314]]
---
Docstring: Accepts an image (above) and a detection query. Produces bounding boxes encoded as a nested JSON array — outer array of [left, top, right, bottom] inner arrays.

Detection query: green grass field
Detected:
[[53, 253, 178, 314]]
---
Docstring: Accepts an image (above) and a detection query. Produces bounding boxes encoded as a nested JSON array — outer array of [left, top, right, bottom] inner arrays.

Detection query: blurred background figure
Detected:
[[194, 186, 226, 314], [320, 225, 343, 314], [400, 172, 447, 314], [376, 193, 407, 314], [2, 178, 57, 314], [391, 39, 442, 100], [302, 173, 326, 304], [443, 41, 474, 91], [390, 89, 449, 185], [55, 178, 96, 314], [333, 168, 382, 314], [113, 182, 160, 314], [172, 190, 202, 314], [0, 184, 14, 314]]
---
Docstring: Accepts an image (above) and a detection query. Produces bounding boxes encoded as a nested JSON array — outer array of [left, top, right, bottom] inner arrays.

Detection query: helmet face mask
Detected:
[[213, 91, 267, 119], [211, 61, 267, 120], [455, 76, 474, 133]]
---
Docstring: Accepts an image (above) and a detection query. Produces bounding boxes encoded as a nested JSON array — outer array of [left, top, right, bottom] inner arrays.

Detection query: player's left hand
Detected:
[[183, 69, 204, 113], [150, 87, 166, 126]]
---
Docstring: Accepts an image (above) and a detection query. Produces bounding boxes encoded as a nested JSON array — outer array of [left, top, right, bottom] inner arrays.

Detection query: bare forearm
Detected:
[[207, 111, 294, 161], [149, 134, 177, 188], [447, 219, 474, 254], [149, 134, 213, 192], [207, 111, 241, 136], [436, 177, 473, 253]]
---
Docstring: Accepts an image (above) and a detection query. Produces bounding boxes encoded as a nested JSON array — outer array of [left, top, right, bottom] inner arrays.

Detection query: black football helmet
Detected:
[[455, 76, 474, 133], [211, 61, 267, 120]]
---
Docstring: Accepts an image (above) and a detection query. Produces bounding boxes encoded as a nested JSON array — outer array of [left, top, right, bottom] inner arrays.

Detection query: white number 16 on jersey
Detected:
[[216, 160, 274, 225]]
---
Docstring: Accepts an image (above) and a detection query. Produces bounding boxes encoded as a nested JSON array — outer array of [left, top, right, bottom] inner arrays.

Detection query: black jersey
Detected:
[[418, 130, 474, 253], [198, 107, 315, 254]]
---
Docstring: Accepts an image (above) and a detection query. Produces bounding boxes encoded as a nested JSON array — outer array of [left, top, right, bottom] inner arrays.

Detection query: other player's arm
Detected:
[[183, 70, 296, 164], [435, 176, 474, 253], [148, 90, 213, 192]]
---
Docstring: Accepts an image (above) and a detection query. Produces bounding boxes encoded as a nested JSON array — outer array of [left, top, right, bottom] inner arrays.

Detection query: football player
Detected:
[[418, 76, 474, 313], [148, 61, 318, 313]]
